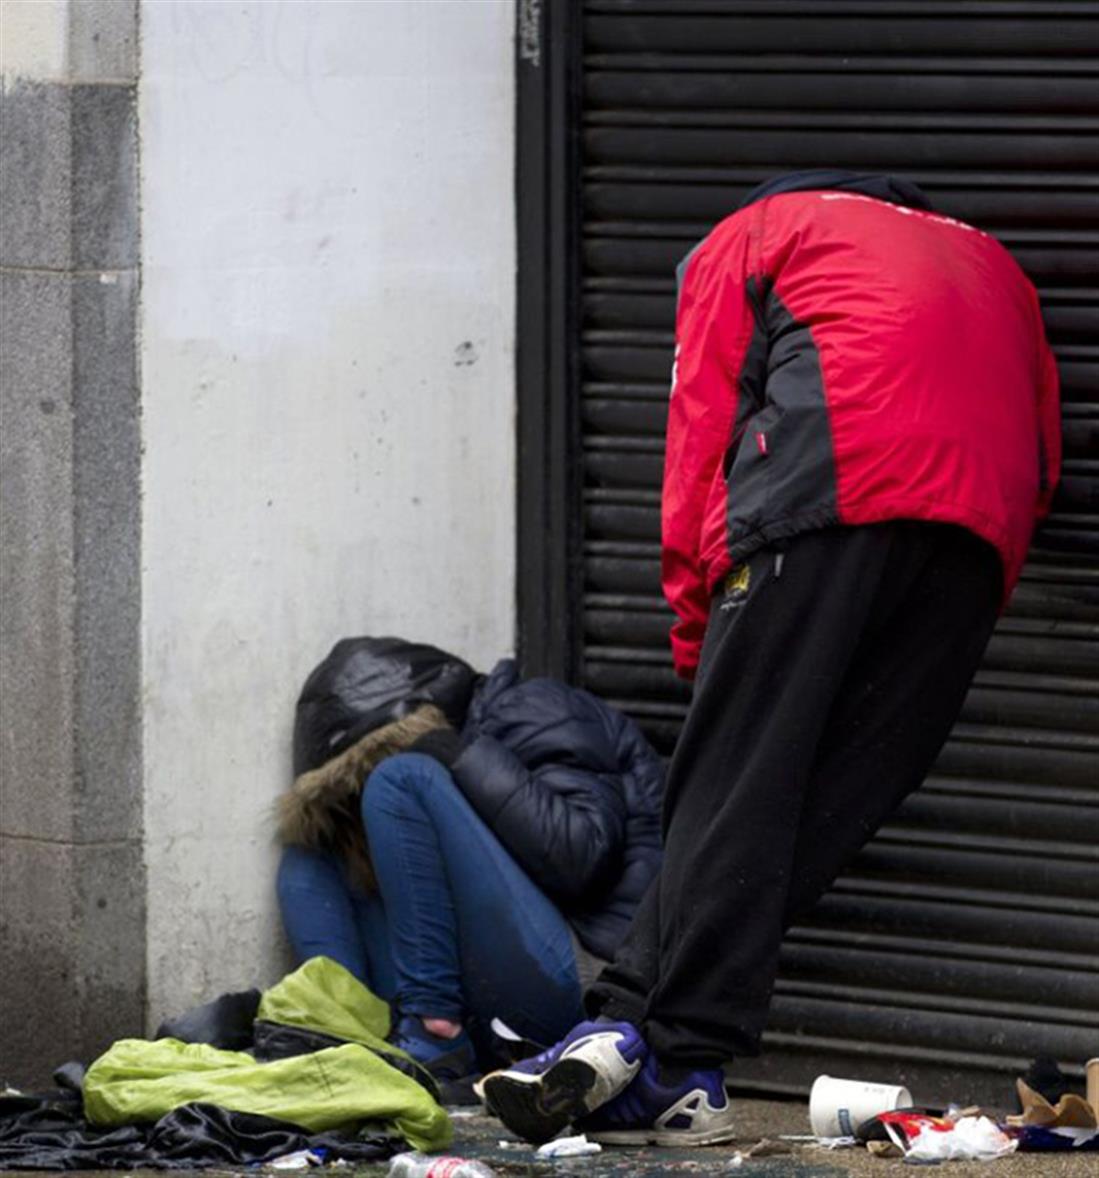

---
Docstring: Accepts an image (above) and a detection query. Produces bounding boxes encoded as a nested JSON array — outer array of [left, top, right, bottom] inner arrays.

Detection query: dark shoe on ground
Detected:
[[436, 1072, 482, 1107], [390, 1014, 477, 1086], [481, 1019, 647, 1144], [576, 1052, 736, 1146]]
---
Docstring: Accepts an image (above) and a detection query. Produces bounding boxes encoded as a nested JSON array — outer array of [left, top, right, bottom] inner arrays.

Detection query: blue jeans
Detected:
[[277, 753, 583, 1045]]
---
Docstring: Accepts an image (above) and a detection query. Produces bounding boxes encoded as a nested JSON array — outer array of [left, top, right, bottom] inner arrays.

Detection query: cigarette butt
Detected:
[[1087, 1058, 1099, 1119]]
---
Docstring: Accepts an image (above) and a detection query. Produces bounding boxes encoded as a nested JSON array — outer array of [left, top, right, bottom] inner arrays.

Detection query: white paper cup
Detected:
[[809, 1074, 913, 1137]]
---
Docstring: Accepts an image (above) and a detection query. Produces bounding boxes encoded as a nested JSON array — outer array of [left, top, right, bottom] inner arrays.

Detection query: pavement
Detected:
[[428, 1098, 1097, 1177], [50, 1096, 1092, 1178]]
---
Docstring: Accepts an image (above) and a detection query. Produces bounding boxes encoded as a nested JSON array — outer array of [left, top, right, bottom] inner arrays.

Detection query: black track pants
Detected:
[[587, 522, 1002, 1067]]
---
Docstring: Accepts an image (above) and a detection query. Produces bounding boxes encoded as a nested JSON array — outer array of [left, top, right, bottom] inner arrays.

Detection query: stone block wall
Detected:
[[0, 0, 144, 1085]]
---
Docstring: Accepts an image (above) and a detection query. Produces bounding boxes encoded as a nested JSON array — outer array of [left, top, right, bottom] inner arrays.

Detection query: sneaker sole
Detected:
[[483, 1058, 598, 1144], [483, 1031, 644, 1145], [585, 1120, 738, 1147]]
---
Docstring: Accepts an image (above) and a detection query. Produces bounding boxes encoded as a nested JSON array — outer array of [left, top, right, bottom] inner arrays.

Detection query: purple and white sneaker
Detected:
[[481, 1020, 647, 1144], [576, 1052, 737, 1146]]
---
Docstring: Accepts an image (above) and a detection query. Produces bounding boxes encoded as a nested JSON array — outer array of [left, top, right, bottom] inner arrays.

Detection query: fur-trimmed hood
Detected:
[[276, 703, 449, 889]]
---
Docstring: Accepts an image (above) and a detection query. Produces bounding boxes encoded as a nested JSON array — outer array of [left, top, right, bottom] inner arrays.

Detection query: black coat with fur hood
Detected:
[[448, 659, 664, 961], [278, 655, 665, 962]]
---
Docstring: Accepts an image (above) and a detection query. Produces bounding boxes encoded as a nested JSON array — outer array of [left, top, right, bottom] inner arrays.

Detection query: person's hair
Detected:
[[276, 704, 451, 892]]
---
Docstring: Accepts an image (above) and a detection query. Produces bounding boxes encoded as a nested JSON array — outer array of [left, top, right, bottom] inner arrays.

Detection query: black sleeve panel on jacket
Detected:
[[450, 733, 628, 908], [407, 727, 463, 769]]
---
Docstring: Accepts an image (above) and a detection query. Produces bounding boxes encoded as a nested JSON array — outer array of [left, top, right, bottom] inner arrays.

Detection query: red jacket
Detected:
[[664, 188, 1062, 679]]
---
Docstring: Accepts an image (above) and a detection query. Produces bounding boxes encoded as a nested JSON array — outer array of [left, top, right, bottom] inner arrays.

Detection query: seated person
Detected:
[[275, 639, 664, 1086]]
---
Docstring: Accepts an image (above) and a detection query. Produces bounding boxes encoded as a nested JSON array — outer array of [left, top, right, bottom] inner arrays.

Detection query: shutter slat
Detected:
[[585, 71, 1099, 116], [584, 13, 1099, 56]]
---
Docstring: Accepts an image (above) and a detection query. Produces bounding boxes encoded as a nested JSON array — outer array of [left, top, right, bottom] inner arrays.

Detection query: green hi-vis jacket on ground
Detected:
[[83, 958, 452, 1153]]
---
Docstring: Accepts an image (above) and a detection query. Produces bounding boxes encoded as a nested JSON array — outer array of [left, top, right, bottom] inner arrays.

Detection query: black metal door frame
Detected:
[[515, 0, 584, 682]]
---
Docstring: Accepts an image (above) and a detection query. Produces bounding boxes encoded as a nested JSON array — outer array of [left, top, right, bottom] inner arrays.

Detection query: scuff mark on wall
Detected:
[[454, 340, 479, 367], [518, 0, 541, 69]]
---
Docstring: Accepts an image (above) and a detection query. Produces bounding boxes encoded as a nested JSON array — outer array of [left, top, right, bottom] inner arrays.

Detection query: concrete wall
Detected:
[[1, 0, 144, 1083], [139, 1, 516, 1023]]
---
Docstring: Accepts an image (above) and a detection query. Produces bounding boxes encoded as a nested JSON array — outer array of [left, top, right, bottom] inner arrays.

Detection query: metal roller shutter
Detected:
[[518, 0, 1098, 1105]]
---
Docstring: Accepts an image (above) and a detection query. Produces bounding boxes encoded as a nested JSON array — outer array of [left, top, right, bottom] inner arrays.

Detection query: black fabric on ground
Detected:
[[250, 1019, 439, 1100], [0, 1100, 149, 1171], [1019, 1058, 1087, 1108], [0, 1094, 398, 1171], [251, 1018, 349, 1060], [145, 1103, 398, 1166], [154, 988, 261, 1051], [51, 1062, 87, 1093], [588, 522, 1001, 1066], [250, 1019, 441, 1103], [0, 1092, 82, 1116]]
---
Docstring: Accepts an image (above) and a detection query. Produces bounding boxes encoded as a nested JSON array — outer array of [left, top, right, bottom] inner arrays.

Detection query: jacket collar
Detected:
[[739, 169, 933, 212]]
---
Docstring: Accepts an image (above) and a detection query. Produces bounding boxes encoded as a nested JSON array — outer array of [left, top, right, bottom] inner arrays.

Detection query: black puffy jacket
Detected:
[[448, 659, 664, 961]]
